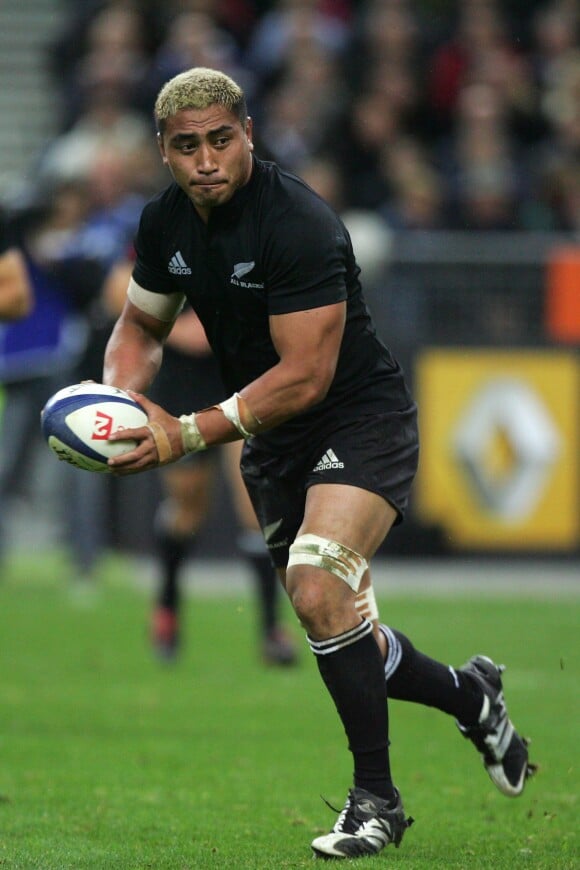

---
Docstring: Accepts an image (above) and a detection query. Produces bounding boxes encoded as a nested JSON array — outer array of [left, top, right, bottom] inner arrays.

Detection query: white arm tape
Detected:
[[219, 393, 254, 439], [127, 278, 185, 322], [179, 412, 207, 454]]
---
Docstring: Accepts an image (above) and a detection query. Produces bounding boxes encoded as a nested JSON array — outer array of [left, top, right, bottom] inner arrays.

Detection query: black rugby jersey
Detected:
[[133, 157, 412, 452]]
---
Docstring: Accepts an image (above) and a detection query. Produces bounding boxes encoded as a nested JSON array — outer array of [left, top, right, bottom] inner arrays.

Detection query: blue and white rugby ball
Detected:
[[41, 383, 148, 473]]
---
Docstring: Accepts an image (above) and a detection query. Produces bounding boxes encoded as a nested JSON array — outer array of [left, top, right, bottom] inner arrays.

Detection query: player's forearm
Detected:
[[103, 320, 163, 394], [240, 364, 327, 430], [193, 362, 329, 450]]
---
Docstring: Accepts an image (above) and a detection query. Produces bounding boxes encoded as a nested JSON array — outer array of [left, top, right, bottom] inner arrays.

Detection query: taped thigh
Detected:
[[287, 533, 368, 592]]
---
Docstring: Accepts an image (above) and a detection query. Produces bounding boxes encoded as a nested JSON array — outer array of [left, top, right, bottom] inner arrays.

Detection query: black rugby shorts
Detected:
[[240, 404, 419, 567]]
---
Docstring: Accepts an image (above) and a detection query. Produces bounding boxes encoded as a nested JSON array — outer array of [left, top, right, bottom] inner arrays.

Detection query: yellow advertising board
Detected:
[[415, 350, 579, 549]]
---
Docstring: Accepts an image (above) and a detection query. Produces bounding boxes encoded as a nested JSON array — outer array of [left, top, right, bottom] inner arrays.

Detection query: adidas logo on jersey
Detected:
[[168, 250, 192, 275], [313, 448, 344, 471]]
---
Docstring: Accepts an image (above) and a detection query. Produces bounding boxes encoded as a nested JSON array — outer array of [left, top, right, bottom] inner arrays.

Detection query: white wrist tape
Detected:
[[178, 413, 207, 454], [219, 393, 254, 439]]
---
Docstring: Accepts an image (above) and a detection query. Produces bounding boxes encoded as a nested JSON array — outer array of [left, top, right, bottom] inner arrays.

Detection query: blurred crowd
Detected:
[[5, 0, 580, 321], [0, 0, 578, 574], [37, 0, 580, 236]]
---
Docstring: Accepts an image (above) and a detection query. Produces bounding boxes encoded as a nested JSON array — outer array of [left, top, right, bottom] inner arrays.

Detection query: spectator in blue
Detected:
[[0, 182, 96, 569]]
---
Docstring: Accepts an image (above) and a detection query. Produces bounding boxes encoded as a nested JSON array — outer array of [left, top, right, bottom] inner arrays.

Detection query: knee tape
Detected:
[[287, 534, 368, 593], [355, 585, 379, 621]]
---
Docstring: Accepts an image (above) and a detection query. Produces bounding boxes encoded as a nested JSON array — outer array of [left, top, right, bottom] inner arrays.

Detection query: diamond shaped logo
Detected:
[[453, 379, 561, 519]]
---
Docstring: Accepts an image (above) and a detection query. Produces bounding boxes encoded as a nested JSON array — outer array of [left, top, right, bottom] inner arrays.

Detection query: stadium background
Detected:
[[0, 0, 578, 569]]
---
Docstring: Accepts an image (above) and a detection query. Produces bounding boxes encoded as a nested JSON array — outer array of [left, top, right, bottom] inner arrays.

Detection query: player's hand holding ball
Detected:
[[107, 391, 185, 472], [41, 383, 185, 474]]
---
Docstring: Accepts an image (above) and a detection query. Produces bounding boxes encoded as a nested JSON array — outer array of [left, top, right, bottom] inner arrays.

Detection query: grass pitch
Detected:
[[0, 552, 577, 869]]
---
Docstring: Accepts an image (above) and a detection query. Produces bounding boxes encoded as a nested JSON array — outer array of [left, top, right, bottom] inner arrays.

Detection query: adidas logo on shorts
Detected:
[[313, 448, 344, 471], [168, 250, 192, 275]]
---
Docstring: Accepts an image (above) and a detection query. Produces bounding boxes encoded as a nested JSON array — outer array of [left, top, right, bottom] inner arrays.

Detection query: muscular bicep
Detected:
[[270, 302, 345, 382], [235, 301, 345, 428], [191, 301, 347, 444]]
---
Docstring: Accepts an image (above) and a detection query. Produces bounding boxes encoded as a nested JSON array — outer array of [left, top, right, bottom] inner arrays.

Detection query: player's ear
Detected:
[[157, 132, 169, 164], [245, 116, 254, 150]]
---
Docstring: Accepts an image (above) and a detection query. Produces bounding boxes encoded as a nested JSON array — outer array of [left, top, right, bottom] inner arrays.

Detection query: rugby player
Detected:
[[102, 67, 534, 859]]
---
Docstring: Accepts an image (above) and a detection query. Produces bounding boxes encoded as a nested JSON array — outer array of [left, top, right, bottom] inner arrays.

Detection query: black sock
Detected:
[[310, 620, 396, 802], [156, 530, 193, 613], [381, 625, 483, 725], [239, 531, 278, 634]]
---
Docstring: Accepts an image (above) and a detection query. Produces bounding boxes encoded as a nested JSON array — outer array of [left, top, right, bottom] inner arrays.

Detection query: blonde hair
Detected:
[[154, 67, 247, 132]]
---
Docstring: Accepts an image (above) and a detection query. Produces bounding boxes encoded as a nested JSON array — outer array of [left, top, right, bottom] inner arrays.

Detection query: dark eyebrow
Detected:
[[169, 125, 236, 144]]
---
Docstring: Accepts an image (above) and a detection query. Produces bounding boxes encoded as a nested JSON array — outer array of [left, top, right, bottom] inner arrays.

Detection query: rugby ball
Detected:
[[41, 383, 148, 473]]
